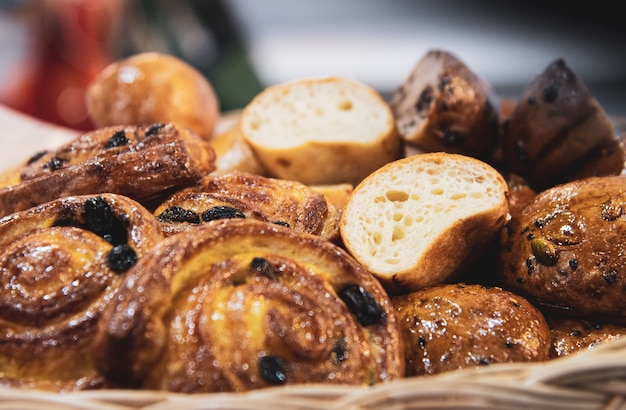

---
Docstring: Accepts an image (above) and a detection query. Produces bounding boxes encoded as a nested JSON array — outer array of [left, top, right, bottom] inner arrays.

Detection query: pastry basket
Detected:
[[0, 336, 625, 410]]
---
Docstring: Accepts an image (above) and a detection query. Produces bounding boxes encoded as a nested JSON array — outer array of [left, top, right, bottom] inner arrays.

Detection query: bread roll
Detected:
[[0, 193, 164, 391], [392, 283, 551, 376], [240, 76, 403, 186], [86, 52, 220, 141], [340, 152, 509, 294], [498, 175, 626, 323], [389, 49, 500, 162], [501, 58, 624, 191], [93, 219, 404, 392]]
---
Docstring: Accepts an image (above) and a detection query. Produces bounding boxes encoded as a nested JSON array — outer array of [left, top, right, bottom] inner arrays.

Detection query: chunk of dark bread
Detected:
[[340, 152, 509, 294], [498, 175, 626, 323], [389, 48, 500, 162], [0, 123, 215, 217], [391, 283, 551, 376], [501, 58, 624, 191], [152, 171, 341, 242], [547, 316, 625, 359]]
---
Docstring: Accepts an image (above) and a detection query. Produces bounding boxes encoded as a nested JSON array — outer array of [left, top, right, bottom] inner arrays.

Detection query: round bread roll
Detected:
[[498, 175, 626, 323], [239, 76, 403, 186], [391, 283, 551, 376], [86, 52, 220, 141], [547, 316, 625, 359], [340, 152, 509, 294], [389, 49, 500, 162]]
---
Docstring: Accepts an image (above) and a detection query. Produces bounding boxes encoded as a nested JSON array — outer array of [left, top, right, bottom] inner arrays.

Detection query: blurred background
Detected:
[[0, 0, 624, 131]]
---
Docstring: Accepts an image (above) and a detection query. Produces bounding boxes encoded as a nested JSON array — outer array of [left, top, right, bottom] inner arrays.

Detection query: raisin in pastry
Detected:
[[153, 171, 341, 242], [0, 193, 164, 391], [93, 218, 404, 392], [0, 122, 215, 217]]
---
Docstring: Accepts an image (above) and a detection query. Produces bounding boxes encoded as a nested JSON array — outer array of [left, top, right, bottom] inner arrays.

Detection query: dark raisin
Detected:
[[526, 257, 535, 275], [332, 340, 347, 364], [156, 206, 200, 224], [144, 123, 165, 136], [569, 330, 582, 337], [338, 283, 384, 326], [415, 86, 434, 114], [527, 96, 537, 105], [568, 258, 578, 270], [442, 131, 468, 146], [83, 197, 127, 245], [105, 130, 129, 149], [250, 257, 277, 279], [438, 76, 451, 91], [108, 244, 137, 272], [44, 157, 66, 171], [27, 150, 48, 165], [418, 335, 427, 348], [272, 220, 290, 228], [603, 269, 618, 284], [478, 358, 490, 366], [201, 206, 245, 222], [543, 83, 560, 103], [258, 355, 287, 385]]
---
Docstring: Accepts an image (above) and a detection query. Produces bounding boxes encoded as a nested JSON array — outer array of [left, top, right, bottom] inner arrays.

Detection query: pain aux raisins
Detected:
[[338, 283, 384, 326]]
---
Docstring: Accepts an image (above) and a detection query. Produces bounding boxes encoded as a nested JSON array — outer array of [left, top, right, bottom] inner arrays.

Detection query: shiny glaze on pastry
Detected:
[[93, 218, 404, 392], [0, 193, 164, 391], [153, 171, 341, 242], [0, 122, 215, 217]]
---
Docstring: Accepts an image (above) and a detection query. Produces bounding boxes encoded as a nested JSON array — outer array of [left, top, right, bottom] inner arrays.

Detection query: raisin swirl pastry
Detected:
[[0, 122, 215, 217], [93, 219, 404, 393], [0, 193, 164, 391], [153, 171, 341, 242]]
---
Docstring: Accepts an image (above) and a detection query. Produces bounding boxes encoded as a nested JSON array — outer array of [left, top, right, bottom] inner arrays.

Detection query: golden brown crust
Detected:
[[93, 218, 404, 392], [0, 123, 215, 217], [0, 193, 164, 391], [501, 59, 624, 191], [547, 316, 626, 359], [86, 52, 220, 141], [391, 283, 551, 376], [498, 175, 626, 323], [153, 171, 341, 242]]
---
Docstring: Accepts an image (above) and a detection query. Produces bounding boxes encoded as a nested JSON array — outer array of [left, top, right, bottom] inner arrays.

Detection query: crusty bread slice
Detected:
[[340, 152, 509, 294], [240, 76, 402, 186]]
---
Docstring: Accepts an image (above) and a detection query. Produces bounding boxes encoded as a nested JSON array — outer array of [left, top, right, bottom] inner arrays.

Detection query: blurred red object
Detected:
[[0, 0, 122, 130]]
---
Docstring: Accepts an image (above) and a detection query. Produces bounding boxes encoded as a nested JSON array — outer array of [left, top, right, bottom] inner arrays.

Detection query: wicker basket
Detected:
[[1, 336, 625, 410]]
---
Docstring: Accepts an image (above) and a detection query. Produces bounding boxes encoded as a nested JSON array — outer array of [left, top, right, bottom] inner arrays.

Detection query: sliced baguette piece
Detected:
[[240, 76, 403, 186], [340, 152, 509, 294]]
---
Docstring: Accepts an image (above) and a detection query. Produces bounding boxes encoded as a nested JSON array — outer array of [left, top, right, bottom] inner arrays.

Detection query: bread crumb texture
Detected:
[[342, 153, 505, 275]]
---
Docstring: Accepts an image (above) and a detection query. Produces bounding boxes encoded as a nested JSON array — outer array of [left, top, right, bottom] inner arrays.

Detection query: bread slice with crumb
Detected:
[[240, 76, 403, 186], [340, 152, 509, 294]]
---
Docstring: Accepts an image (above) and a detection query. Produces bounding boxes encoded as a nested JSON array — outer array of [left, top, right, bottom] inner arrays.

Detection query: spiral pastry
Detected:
[[153, 171, 341, 242], [94, 218, 404, 393], [0, 122, 215, 217], [0, 193, 164, 391]]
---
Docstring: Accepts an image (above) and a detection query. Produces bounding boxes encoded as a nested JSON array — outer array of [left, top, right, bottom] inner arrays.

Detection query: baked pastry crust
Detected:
[[153, 171, 341, 242], [93, 218, 404, 392], [498, 175, 626, 323], [0, 193, 164, 391], [0, 123, 215, 217]]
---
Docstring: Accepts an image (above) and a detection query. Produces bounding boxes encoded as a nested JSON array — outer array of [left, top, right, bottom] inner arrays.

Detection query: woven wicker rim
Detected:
[[1, 336, 625, 410]]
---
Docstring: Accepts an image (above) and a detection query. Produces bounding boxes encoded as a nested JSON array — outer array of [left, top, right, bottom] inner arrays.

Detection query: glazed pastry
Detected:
[[93, 219, 404, 393], [547, 316, 625, 359], [0, 193, 164, 391], [389, 48, 500, 162], [0, 122, 215, 217], [501, 58, 624, 191], [391, 283, 551, 376], [498, 175, 626, 323], [153, 171, 341, 242]]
